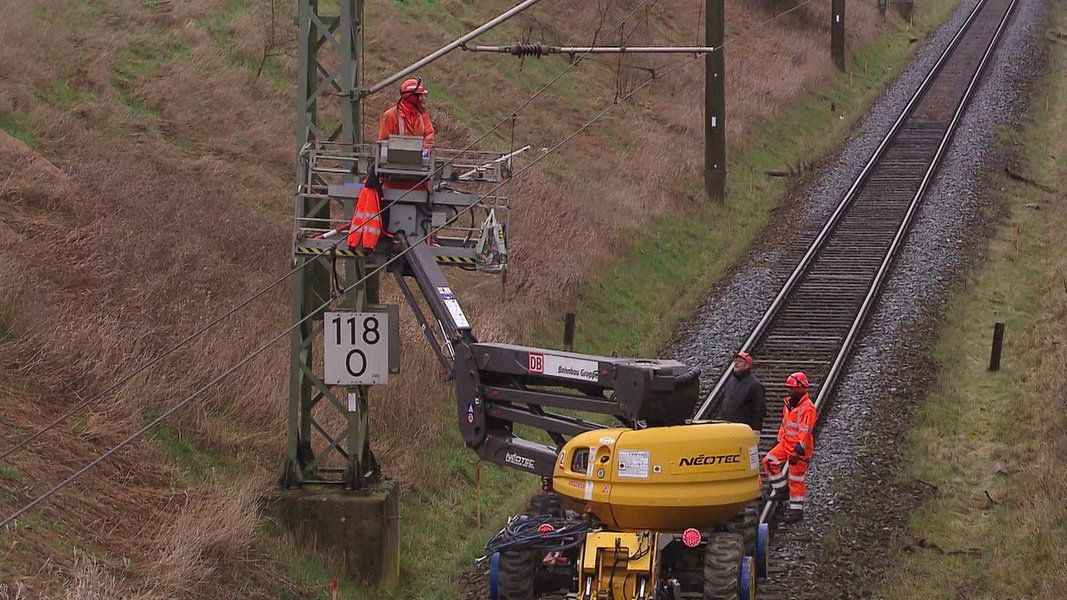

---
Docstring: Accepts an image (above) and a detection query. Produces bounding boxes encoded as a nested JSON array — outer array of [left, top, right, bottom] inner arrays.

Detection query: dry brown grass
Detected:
[[0, 0, 896, 595]]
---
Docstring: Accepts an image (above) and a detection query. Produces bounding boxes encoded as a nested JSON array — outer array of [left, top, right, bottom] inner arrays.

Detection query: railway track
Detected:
[[695, 0, 1019, 456], [470, 1, 1029, 597]]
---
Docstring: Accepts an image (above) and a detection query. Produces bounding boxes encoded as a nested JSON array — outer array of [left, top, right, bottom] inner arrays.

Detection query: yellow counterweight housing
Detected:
[[552, 423, 760, 531]]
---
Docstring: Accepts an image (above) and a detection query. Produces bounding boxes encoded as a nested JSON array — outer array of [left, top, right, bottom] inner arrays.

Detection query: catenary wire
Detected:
[[0, 0, 654, 461], [0, 267, 299, 462], [0, 0, 819, 528]]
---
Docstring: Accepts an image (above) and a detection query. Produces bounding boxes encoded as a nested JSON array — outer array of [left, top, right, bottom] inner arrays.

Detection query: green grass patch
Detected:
[[0, 110, 36, 147], [0, 462, 19, 484], [256, 523, 365, 600], [0, 313, 13, 345], [204, 0, 252, 44], [112, 42, 165, 119], [42, 78, 77, 108], [0, 511, 49, 575], [109, 36, 190, 130], [576, 208, 732, 357], [254, 52, 287, 87], [875, 3, 1067, 597], [144, 413, 240, 486], [202, 0, 286, 84], [354, 427, 535, 600], [394, 0, 468, 38]]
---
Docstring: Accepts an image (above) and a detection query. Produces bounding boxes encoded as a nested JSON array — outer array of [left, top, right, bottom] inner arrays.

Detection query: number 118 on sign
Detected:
[[324, 312, 390, 385]]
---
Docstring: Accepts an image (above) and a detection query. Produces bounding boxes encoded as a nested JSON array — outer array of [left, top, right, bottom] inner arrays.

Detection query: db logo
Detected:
[[528, 353, 544, 374]]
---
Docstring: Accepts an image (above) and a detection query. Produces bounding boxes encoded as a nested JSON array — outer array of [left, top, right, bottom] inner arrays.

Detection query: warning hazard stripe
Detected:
[[295, 247, 371, 258], [294, 246, 477, 264], [435, 255, 477, 264]]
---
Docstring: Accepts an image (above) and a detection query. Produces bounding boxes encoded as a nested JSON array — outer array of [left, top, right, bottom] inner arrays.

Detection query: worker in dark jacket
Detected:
[[719, 351, 766, 431]]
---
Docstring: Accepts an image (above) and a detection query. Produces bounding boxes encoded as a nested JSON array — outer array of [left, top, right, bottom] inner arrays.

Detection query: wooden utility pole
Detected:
[[705, 0, 726, 203], [831, 0, 846, 72]]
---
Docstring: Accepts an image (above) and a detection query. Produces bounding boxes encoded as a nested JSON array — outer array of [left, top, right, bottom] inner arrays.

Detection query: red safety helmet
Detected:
[[785, 371, 809, 390], [399, 77, 428, 96], [734, 351, 753, 367]]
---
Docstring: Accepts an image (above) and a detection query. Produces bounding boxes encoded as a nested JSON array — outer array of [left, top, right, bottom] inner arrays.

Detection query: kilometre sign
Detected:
[[324, 311, 391, 385]]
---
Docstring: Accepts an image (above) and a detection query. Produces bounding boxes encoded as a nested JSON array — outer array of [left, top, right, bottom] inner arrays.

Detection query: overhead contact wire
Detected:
[[1, 0, 821, 527], [320, 0, 660, 250], [0, 267, 299, 462]]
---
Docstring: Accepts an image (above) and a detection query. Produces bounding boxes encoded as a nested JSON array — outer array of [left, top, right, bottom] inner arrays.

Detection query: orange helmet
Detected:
[[785, 372, 809, 389], [400, 77, 427, 96], [734, 351, 753, 366]]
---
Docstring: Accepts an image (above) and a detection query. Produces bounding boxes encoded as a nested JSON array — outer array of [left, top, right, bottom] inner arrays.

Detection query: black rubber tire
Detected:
[[528, 493, 562, 517], [703, 531, 744, 600], [723, 502, 759, 557], [497, 549, 536, 600]]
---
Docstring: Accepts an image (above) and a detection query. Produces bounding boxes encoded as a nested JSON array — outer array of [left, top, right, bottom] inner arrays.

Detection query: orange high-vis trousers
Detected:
[[761, 442, 810, 513]]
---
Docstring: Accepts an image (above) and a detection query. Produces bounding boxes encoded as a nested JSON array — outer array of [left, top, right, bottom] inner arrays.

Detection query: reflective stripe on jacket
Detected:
[[777, 393, 816, 458]]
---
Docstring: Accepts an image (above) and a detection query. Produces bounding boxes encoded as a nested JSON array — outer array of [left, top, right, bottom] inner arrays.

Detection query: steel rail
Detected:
[[693, 0, 1001, 421], [814, 0, 1019, 409], [755, 0, 1020, 529]]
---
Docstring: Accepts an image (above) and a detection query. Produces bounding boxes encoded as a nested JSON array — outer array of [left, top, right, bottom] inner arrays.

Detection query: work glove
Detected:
[[793, 443, 806, 457]]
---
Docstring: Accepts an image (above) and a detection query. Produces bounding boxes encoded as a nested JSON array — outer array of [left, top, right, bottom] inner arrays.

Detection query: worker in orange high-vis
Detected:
[[378, 77, 435, 145], [378, 78, 436, 189], [761, 371, 817, 524]]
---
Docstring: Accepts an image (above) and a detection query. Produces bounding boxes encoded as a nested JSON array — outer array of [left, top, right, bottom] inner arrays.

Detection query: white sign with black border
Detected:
[[324, 311, 390, 385]]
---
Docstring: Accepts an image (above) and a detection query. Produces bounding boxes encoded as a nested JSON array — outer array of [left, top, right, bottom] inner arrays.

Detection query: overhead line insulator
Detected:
[[507, 43, 551, 57]]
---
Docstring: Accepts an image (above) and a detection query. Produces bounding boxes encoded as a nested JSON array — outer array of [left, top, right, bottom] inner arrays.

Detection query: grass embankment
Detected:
[[360, 5, 961, 599], [875, 6, 1067, 598]]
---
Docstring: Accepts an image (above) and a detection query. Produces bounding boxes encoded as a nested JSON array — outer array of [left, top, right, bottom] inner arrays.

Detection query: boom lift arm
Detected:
[[293, 137, 702, 479], [394, 236, 702, 478], [293, 139, 764, 598]]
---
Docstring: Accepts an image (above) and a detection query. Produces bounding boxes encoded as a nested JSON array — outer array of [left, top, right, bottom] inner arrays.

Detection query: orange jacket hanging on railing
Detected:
[[347, 183, 383, 249]]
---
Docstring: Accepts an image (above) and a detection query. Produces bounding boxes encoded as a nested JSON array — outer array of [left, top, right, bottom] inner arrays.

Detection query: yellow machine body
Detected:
[[552, 423, 760, 531]]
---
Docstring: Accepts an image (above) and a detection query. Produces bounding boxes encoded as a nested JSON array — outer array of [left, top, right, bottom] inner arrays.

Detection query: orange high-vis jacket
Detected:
[[777, 393, 816, 458], [378, 104, 435, 147], [347, 184, 383, 249]]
